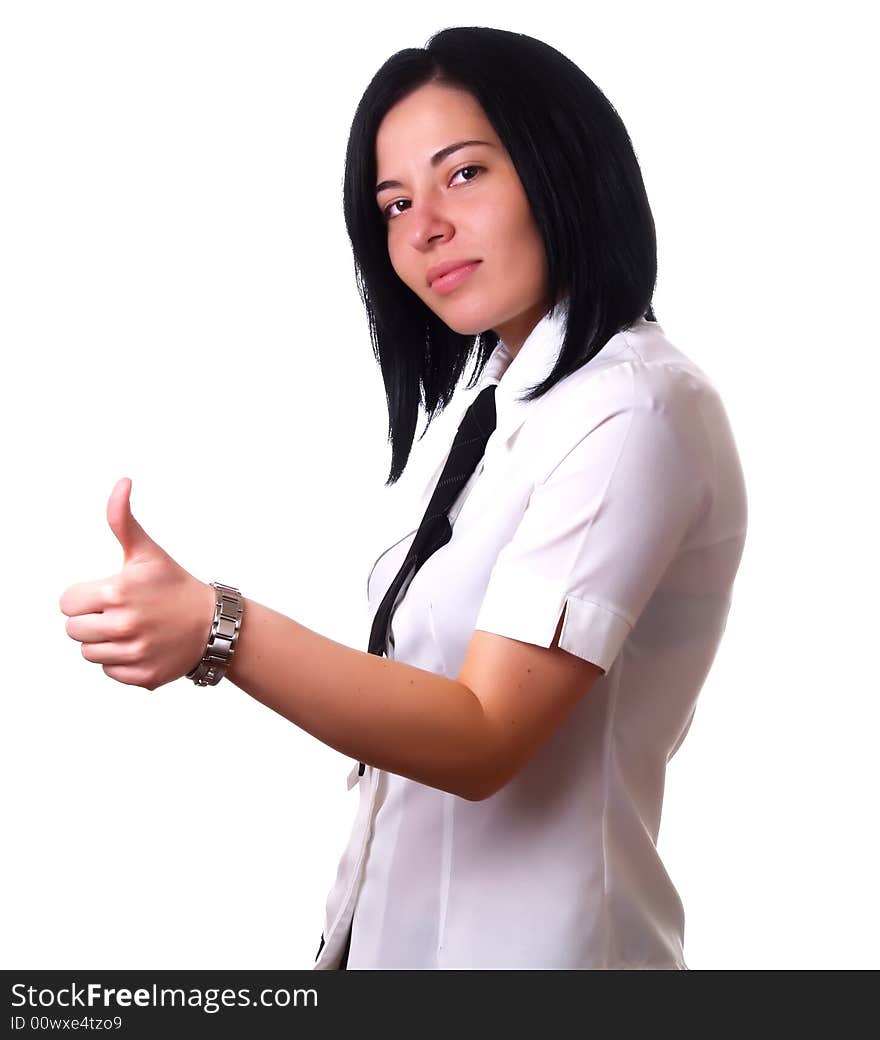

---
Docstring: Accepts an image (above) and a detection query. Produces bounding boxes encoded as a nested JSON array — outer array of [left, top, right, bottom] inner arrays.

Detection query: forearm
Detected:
[[225, 597, 493, 800]]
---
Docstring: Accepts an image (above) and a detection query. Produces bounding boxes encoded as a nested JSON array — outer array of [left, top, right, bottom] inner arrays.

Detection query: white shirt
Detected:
[[314, 301, 748, 970]]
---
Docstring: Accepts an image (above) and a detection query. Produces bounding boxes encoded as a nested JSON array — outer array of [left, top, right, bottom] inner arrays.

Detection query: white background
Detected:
[[2, 1, 877, 970]]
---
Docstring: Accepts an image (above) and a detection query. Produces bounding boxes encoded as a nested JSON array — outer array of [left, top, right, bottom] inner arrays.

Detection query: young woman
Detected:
[[60, 27, 748, 970]]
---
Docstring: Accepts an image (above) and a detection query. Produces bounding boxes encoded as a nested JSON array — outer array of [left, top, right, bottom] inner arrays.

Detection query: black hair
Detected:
[[343, 26, 658, 486]]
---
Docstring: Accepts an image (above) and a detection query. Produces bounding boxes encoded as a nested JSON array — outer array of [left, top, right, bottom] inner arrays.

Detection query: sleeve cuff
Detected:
[[474, 567, 632, 674]]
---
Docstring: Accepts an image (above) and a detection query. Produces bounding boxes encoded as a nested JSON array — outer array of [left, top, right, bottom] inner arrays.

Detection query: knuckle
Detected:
[[117, 569, 142, 598], [129, 638, 148, 660], [114, 612, 137, 640], [124, 643, 143, 665]]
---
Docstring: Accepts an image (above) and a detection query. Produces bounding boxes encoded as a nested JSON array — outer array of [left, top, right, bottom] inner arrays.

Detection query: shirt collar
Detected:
[[475, 298, 571, 447], [473, 298, 643, 448]]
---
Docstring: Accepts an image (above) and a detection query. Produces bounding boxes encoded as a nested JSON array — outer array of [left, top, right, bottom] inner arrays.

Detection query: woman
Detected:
[[59, 27, 748, 970]]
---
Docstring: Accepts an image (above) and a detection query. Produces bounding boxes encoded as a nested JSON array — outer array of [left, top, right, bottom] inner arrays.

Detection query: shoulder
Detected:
[[519, 323, 720, 482], [584, 321, 721, 418]]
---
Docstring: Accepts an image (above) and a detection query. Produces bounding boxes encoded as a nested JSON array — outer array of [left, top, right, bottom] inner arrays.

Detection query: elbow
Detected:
[[459, 781, 490, 802], [458, 751, 513, 802], [453, 684, 514, 801], [460, 770, 509, 802], [455, 698, 515, 802], [459, 783, 492, 802]]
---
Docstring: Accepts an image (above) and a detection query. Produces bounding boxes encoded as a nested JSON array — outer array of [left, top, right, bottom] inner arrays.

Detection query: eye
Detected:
[[382, 164, 485, 222], [450, 163, 483, 186]]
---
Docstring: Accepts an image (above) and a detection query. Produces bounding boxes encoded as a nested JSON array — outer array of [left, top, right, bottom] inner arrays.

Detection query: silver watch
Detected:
[[186, 582, 244, 686]]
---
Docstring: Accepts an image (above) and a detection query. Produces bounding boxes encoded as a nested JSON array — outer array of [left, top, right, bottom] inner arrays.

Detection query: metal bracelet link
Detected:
[[186, 582, 244, 686]]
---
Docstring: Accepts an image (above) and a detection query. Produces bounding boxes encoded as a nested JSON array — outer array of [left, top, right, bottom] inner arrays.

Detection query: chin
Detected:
[[441, 318, 484, 336], [432, 303, 496, 338]]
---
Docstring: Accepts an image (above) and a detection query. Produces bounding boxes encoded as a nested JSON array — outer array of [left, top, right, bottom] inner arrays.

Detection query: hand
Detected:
[[59, 478, 216, 691]]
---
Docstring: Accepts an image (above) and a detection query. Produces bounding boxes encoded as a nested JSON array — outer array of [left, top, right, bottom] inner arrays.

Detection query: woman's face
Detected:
[[374, 82, 551, 355]]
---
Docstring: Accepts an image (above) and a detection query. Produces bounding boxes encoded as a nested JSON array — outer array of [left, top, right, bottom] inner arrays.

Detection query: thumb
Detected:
[[107, 477, 162, 563]]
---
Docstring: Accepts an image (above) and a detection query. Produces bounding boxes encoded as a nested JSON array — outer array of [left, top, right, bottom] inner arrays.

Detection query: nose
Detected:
[[407, 192, 455, 251]]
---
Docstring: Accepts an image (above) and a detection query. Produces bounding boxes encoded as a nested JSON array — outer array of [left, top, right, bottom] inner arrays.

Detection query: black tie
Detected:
[[356, 383, 498, 776]]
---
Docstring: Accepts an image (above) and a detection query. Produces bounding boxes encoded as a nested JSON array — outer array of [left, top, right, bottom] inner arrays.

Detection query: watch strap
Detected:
[[186, 582, 244, 686]]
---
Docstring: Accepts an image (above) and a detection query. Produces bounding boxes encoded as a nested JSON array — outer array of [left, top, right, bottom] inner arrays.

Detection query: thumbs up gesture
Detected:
[[59, 478, 216, 691]]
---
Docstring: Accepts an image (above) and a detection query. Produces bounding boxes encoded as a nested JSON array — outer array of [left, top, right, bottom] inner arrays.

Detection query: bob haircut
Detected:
[[343, 26, 658, 486]]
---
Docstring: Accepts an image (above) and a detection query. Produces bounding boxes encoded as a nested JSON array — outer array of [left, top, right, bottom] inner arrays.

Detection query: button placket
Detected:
[[315, 765, 382, 969]]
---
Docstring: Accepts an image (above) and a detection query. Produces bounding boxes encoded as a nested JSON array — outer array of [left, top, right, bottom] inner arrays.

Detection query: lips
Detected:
[[427, 259, 482, 287]]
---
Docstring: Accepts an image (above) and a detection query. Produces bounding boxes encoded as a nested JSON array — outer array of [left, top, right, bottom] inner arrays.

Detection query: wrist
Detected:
[[186, 581, 245, 686], [195, 580, 216, 649]]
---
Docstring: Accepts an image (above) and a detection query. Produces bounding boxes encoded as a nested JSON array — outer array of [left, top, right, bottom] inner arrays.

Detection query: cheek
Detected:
[[386, 244, 407, 289], [497, 203, 545, 277], [387, 238, 412, 284], [488, 187, 537, 248], [527, 222, 548, 275], [387, 244, 430, 303], [512, 199, 547, 273], [505, 213, 548, 295]]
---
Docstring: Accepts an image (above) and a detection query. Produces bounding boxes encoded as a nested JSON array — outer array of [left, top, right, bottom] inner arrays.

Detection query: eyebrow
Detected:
[[375, 140, 495, 196]]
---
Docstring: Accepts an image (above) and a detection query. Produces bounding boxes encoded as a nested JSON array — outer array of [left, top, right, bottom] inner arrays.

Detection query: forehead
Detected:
[[375, 83, 497, 165]]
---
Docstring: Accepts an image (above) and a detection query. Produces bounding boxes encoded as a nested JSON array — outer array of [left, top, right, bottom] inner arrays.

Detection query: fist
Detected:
[[59, 478, 216, 691]]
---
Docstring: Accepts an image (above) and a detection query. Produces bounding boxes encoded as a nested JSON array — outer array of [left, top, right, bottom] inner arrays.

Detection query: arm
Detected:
[[60, 478, 603, 803], [225, 597, 494, 801], [225, 599, 601, 802]]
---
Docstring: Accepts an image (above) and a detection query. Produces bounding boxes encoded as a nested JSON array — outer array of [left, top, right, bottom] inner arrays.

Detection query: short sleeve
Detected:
[[474, 392, 705, 673]]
